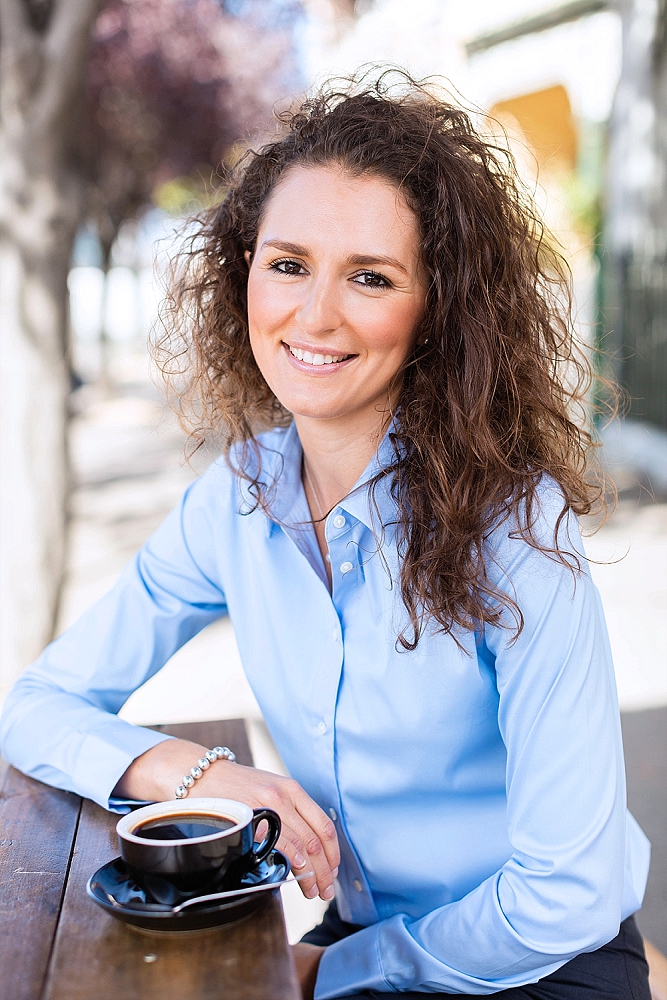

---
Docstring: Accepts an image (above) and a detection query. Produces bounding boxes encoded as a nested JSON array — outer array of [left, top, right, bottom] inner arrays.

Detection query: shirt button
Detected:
[[333, 514, 346, 528], [352, 878, 363, 892], [328, 807, 337, 822], [339, 561, 353, 574], [325, 553, 331, 562], [317, 721, 327, 735]]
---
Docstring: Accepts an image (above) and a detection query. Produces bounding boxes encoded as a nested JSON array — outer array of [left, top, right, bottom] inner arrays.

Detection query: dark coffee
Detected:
[[134, 814, 235, 842]]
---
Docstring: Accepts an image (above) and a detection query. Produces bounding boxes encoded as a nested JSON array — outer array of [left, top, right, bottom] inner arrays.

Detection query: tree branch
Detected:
[[465, 0, 608, 56], [0, 0, 34, 52], [36, 0, 103, 130], [0, 1, 46, 118]]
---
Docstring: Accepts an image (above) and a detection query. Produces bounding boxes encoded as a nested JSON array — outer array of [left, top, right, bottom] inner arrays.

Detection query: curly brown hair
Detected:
[[156, 69, 604, 649]]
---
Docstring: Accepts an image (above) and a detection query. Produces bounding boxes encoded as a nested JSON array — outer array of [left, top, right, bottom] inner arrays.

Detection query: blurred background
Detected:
[[1, 0, 665, 947]]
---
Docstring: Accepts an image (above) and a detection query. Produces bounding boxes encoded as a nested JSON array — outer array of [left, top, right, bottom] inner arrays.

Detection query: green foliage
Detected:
[[153, 171, 226, 216], [565, 118, 606, 244], [561, 171, 602, 243]]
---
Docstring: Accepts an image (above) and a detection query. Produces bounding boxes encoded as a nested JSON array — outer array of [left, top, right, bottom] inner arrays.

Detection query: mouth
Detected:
[[284, 343, 356, 367]]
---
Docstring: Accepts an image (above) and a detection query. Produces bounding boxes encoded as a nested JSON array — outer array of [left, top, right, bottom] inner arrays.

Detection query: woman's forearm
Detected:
[[113, 738, 209, 801]]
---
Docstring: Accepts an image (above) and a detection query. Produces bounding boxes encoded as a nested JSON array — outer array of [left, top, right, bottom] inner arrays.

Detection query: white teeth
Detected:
[[289, 346, 349, 365]]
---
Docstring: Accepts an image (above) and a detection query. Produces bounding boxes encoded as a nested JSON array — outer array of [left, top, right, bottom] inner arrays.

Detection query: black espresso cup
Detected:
[[116, 797, 281, 895]]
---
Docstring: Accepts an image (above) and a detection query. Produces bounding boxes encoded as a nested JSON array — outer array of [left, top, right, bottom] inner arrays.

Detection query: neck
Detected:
[[295, 405, 392, 513]]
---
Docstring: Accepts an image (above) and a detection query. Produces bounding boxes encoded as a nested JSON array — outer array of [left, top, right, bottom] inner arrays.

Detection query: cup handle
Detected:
[[251, 808, 281, 864]]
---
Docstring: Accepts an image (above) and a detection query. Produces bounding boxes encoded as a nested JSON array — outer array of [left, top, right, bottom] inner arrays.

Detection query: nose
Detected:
[[294, 269, 343, 340]]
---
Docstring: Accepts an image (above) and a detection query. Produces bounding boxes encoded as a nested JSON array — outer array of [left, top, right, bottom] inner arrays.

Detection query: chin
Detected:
[[285, 404, 347, 421], [272, 388, 345, 421]]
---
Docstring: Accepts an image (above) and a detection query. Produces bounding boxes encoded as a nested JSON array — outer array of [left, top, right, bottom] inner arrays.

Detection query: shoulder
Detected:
[[484, 475, 588, 587], [189, 427, 290, 496], [227, 426, 294, 478], [182, 426, 295, 527], [482, 478, 602, 658]]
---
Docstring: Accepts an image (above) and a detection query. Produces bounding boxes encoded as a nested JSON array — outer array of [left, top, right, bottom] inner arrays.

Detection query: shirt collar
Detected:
[[256, 421, 397, 536], [338, 428, 397, 533]]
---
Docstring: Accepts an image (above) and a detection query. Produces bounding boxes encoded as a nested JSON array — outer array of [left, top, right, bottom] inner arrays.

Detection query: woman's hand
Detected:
[[114, 739, 340, 902], [291, 944, 325, 1000]]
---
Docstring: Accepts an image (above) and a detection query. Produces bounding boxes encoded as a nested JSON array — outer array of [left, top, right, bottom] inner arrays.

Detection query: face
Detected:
[[245, 165, 428, 432]]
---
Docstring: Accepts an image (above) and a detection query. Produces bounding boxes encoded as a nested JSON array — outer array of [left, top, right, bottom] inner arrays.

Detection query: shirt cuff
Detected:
[[108, 798, 155, 814], [314, 922, 387, 999], [70, 722, 174, 809]]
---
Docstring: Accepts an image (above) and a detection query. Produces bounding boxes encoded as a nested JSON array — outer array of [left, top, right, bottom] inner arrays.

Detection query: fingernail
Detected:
[[332, 867, 339, 878], [293, 853, 306, 869], [322, 885, 335, 900], [306, 885, 318, 899]]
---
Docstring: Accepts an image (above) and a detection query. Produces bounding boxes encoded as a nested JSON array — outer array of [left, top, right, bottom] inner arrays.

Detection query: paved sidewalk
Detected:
[[59, 343, 667, 947]]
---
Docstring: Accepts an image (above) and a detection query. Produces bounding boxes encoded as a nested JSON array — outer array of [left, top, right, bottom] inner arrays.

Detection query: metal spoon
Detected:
[[103, 870, 315, 913], [173, 870, 315, 912]]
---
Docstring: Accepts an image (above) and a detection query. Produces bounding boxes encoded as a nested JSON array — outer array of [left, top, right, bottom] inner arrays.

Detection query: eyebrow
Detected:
[[347, 253, 409, 275], [260, 240, 410, 275]]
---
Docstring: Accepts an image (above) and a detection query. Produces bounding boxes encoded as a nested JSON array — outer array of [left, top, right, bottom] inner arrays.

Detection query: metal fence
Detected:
[[608, 255, 667, 431]]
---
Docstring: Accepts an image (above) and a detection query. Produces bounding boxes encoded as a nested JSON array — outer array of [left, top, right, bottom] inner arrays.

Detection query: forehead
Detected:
[[258, 164, 421, 260]]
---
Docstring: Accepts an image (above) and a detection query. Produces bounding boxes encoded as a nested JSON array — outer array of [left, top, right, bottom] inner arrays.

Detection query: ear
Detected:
[[244, 250, 252, 269]]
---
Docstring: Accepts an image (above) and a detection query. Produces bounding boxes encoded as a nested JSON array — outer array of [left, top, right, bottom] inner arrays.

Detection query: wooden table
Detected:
[[0, 719, 301, 1000]]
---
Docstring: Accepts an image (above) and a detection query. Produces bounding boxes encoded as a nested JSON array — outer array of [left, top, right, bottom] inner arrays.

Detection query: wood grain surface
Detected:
[[0, 757, 81, 1000], [42, 797, 300, 1000], [150, 719, 254, 768], [39, 719, 300, 1000]]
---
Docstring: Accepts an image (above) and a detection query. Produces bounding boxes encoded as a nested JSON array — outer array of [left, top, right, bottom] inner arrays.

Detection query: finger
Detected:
[[253, 818, 269, 841], [276, 816, 334, 900], [286, 813, 337, 901], [227, 772, 339, 899], [292, 792, 341, 872], [275, 828, 322, 899]]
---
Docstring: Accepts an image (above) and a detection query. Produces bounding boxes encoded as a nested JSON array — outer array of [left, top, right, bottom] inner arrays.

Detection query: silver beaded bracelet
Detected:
[[174, 746, 236, 799]]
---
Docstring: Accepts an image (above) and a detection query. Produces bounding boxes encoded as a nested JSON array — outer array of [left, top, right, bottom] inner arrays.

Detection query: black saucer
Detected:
[[87, 850, 290, 932]]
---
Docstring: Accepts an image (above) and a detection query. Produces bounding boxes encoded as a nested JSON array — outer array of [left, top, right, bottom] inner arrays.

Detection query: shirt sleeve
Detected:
[[315, 486, 648, 997], [0, 465, 229, 810]]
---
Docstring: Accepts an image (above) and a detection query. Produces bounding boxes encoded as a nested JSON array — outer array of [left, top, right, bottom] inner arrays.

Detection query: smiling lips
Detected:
[[287, 344, 354, 366]]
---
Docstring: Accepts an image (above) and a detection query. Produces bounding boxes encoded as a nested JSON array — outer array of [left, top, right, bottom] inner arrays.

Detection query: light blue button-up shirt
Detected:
[[0, 423, 650, 997]]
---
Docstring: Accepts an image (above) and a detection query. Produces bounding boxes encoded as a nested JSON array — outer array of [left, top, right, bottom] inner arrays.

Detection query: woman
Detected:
[[0, 73, 652, 999]]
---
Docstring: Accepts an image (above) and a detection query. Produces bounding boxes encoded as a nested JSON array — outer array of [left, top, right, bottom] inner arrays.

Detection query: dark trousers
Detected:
[[301, 903, 651, 999]]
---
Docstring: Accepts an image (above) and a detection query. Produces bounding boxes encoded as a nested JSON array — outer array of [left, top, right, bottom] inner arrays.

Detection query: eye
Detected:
[[269, 258, 306, 276], [352, 270, 392, 289]]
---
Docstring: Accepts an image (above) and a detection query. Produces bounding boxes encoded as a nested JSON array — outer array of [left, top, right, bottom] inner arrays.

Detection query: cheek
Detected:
[[246, 272, 267, 334], [247, 272, 294, 336], [353, 296, 424, 357]]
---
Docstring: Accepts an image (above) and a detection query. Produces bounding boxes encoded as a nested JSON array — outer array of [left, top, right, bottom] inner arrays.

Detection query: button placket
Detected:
[[309, 524, 376, 925], [328, 519, 363, 587], [325, 510, 352, 545], [329, 814, 379, 925], [308, 608, 341, 822]]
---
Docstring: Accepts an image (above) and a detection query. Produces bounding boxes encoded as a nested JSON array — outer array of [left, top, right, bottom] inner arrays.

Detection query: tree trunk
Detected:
[[0, 0, 103, 700], [605, 0, 667, 429]]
